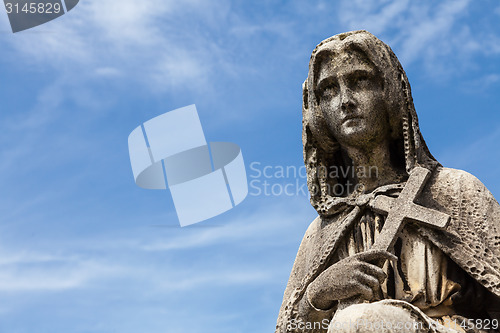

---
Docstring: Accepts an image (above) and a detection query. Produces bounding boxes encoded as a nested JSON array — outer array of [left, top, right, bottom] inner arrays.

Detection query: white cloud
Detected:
[[1, 0, 234, 93], [142, 199, 313, 252], [0, 250, 120, 291], [0, 251, 69, 265], [461, 73, 500, 93], [155, 269, 273, 291], [338, 0, 410, 36], [93, 67, 122, 77], [335, 0, 500, 81], [0, 196, 314, 296], [84, 0, 172, 45], [396, 0, 470, 63]]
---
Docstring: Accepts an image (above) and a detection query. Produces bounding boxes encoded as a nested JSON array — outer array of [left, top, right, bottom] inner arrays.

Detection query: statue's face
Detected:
[[315, 49, 390, 149]]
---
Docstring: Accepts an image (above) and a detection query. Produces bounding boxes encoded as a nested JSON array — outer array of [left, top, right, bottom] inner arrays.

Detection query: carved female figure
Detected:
[[276, 30, 500, 333]]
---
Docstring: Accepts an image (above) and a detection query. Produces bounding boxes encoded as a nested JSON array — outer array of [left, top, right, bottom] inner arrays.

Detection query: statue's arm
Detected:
[[464, 172, 500, 321], [275, 218, 393, 332], [276, 219, 335, 333], [427, 168, 500, 315]]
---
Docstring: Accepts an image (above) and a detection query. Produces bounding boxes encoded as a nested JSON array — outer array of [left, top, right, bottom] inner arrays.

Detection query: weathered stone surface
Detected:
[[276, 30, 500, 333]]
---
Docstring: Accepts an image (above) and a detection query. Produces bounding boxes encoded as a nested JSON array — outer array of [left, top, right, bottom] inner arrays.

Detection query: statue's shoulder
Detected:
[[300, 213, 346, 250], [429, 166, 497, 203], [303, 215, 322, 240], [432, 166, 488, 189], [296, 215, 329, 255]]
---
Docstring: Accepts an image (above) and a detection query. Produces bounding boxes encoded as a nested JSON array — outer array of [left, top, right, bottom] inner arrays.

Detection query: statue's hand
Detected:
[[306, 250, 396, 310]]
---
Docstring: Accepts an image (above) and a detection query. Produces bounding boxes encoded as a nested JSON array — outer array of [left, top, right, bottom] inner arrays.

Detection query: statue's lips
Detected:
[[342, 116, 363, 125]]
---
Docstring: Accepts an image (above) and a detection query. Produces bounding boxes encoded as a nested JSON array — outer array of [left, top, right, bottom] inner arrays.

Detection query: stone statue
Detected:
[[276, 30, 500, 333]]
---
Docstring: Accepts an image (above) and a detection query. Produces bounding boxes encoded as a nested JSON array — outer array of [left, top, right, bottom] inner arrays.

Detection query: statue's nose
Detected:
[[340, 86, 354, 111]]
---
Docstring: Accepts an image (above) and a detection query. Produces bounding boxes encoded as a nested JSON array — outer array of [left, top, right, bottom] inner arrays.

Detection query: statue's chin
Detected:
[[337, 124, 382, 148]]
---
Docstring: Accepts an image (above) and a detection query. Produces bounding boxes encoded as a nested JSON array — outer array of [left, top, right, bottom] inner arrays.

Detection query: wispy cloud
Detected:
[[0, 251, 120, 291], [461, 74, 500, 94], [336, 0, 500, 81], [0, 197, 313, 293], [1, 0, 234, 93], [142, 204, 308, 251], [153, 268, 273, 292], [338, 0, 410, 36]]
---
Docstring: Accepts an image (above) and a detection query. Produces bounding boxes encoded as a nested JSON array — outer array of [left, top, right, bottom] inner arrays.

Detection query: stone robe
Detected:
[[276, 167, 500, 332]]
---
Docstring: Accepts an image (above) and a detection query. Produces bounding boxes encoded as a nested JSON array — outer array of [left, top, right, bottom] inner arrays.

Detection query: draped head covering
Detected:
[[302, 30, 439, 216], [277, 31, 500, 333]]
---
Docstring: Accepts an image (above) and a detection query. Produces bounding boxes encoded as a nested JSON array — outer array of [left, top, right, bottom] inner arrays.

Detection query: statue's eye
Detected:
[[352, 74, 369, 87], [319, 83, 338, 99]]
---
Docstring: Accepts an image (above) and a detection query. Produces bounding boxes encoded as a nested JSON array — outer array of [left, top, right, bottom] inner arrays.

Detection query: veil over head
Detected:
[[276, 30, 500, 333], [302, 30, 439, 217]]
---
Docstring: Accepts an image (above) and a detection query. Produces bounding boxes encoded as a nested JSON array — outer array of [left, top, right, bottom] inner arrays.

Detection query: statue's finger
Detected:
[[359, 262, 387, 282], [355, 283, 374, 301], [357, 272, 380, 289], [356, 249, 397, 263]]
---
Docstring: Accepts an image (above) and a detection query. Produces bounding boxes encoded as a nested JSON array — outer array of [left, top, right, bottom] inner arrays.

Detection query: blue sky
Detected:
[[0, 0, 499, 332]]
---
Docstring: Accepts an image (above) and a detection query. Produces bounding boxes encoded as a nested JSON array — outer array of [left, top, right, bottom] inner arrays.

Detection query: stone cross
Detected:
[[338, 167, 451, 310], [369, 166, 451, 252]]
